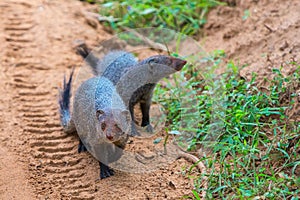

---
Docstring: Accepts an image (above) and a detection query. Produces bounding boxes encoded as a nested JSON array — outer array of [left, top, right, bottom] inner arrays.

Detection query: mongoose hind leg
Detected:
[[77, 140, 88, 153]]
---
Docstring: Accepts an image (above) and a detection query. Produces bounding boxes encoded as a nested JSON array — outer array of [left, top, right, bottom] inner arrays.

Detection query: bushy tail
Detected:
[[76, 43, 99, 75], [59, 69, 74, 128]]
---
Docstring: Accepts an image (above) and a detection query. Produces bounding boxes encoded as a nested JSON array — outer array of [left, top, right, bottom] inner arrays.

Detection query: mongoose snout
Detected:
[[170, 57, 187, 71]]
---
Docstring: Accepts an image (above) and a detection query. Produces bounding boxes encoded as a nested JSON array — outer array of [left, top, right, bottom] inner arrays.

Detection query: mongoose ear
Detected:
[[148, 58, 156, 72], [121, 110, 131, 123], [96, 109, 105, 118]]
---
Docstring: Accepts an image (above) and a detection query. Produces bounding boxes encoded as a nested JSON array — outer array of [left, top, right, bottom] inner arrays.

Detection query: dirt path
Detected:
[[0, 146, 35, 200], [0, 0, 199, 199]]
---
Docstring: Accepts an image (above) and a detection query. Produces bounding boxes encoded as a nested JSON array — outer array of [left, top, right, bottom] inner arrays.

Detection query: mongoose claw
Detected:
[[129, 122, 140, 136], [99, 162, 114, 179], [144, 124, 153, 133]]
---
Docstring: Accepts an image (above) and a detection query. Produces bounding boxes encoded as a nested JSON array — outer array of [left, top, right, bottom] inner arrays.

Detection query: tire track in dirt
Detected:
[[2, 0, 201, 199], [3, 1, 97, 199], [0, 2, 38, 200]]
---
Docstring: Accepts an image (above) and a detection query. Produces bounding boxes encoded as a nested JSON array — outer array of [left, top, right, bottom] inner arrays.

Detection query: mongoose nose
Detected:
[[106, 133, 114, 141], [171, 57, 187, 71]]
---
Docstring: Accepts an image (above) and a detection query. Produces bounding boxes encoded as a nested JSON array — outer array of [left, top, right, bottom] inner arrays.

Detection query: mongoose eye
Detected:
[[101, 122, 106, 131], [149, 58, 158, 64], [96, 110, 105, 118]]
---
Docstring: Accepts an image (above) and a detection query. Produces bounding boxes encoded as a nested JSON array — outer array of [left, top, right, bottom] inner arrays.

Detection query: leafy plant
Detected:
[[97, 0, 225, 36], [154, 52, 300, 198]]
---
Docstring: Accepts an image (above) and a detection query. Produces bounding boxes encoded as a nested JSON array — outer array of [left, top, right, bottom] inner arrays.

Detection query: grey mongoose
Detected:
[[59, 47, 187, 179], [59, 70, 131, 179], [76, 44, 187, 136]]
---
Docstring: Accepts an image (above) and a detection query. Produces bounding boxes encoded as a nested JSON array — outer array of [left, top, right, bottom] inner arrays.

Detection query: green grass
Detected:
[[96, 0, 224, 36], [153, 52, 300, 199], [79, 1, 299, 198]]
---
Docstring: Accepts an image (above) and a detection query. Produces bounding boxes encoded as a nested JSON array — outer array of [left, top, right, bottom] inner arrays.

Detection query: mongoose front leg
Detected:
[[99, 162, 114, 179], [140, 101, 153, 133], [140, 84, 155, 133]]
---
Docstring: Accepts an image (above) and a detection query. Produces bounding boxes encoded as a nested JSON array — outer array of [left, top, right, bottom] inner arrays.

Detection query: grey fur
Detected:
[[116, 56, 186, 135], [76, 44, 137, 84], [59, 74, 131, 179], [100, 51, 137, 84], [73, 76, 131, 161], [60, 46, 186, 178], [77, 45, 186, 136]]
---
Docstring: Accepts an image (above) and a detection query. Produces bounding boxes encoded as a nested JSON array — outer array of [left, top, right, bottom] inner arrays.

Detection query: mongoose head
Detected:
[[96, 108, 131, 142], [140, 55, 187, 71]]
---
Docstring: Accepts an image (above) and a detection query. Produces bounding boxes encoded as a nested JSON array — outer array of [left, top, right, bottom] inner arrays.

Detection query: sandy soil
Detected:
[[0, 0, 299, 199], [202, 0, 300, 80]]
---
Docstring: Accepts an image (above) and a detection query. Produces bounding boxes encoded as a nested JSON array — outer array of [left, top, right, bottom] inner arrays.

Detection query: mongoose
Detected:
[[76, 44, 187, 136], [59, 49, 186, 179], [115, 55, 187, 136], [59, 71, 131, 179]]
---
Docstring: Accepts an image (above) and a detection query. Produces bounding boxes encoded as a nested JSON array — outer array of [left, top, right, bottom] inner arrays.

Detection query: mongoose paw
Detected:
[[129, 124, 140, 137], [100, 170, 114, 179], [99, 162, 114, 179], [144, 124, 153, 133]]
